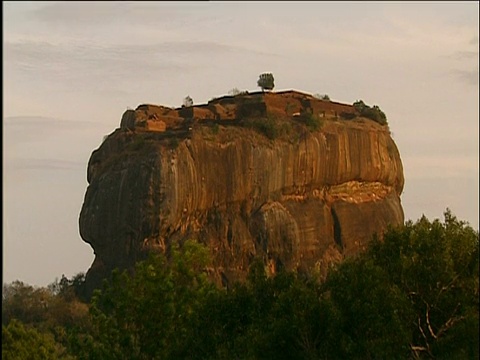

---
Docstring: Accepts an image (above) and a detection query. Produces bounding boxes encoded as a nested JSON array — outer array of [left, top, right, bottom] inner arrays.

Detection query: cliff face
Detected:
[[79, 91, 404, 295]]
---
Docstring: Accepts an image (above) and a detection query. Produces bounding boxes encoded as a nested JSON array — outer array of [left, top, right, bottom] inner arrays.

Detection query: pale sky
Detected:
[[3, 1, 479, 287]]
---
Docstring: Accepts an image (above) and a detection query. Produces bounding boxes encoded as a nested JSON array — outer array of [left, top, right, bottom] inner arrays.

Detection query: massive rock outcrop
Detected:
[[79, 90, 404, 296]]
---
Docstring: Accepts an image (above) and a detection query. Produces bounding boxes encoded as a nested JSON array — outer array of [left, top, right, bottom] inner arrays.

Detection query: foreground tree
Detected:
[[2, 319, 74, 360], [324, 257, 415, 358], [9, 210, 471, 359], [257, 73, 275, 92], [324, 209, 479, 359], [366, 209, 479, 358], [79, 210, 477, 359], [86, 240, 216, 360]]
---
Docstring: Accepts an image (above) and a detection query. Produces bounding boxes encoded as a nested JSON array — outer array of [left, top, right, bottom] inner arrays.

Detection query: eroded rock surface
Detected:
[[79, 90, 404, 296]]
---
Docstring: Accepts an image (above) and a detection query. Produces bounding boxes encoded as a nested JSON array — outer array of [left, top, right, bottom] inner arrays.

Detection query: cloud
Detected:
[[4, 116, 103, 129], [3, 116, 110, 164], [3, 116, 107, 147], [4, 41, 192, 78], [450, 50, 479, 60], [5, 158, 85, 171], [403, 155, 478, 180], [4, 40, 273, 85], [30, 1, 212, 27], [453, 68, 479, 86]]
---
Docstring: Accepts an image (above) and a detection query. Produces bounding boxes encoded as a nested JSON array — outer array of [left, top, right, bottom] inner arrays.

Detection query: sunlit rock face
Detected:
[[79, 91, 404, 296]]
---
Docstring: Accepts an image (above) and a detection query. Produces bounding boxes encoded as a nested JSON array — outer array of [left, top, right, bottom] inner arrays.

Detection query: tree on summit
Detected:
[[182, 95, 193, 107], [257, 73, 275, 92]]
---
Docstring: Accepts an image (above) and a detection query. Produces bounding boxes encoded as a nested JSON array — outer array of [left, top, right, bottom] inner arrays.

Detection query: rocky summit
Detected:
[[79, 90, 404, 296]]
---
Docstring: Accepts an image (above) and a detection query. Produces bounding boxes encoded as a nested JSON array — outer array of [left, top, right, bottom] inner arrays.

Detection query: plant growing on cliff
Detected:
[[244, 116, 279, 140], [353, 100, 388, 125], [285, 102, 295, 116], [314, 93, 331, 101], [228, 88, 248, 96], [295, 108, 323, 131], [339, 111, 356, 120], [301, 111, 323, 131], [257, 73, 275, 92]]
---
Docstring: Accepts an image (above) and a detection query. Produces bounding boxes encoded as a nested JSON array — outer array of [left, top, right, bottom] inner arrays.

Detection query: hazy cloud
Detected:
[[5, 158, 85, 171], [403, 155, 478, 180], [5, 41, 193, 78], [450, 50, 479, 60], [4, 116, 103, 129], [4, 40, 274, 84], [3, 116, 109, 165], [453, 68, 480, 86], [31, 1, 212, 27]]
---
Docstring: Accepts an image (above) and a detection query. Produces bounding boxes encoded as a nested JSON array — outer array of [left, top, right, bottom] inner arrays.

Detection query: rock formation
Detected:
[[79, 90, 404, 296]]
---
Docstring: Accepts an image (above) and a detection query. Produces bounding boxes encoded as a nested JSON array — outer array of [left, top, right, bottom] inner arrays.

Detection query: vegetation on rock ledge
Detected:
[[353, 100, 388, 125]]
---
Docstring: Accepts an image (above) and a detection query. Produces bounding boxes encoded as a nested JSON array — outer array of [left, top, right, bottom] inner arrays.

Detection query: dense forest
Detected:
[[2, 209, 479, 359]]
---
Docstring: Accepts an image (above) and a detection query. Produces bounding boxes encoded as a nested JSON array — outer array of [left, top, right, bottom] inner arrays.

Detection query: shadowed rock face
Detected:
[[79, 91, 404, 296]]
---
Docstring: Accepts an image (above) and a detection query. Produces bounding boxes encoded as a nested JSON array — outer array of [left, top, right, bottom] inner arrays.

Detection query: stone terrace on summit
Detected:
[[119, 90, 361, 133]]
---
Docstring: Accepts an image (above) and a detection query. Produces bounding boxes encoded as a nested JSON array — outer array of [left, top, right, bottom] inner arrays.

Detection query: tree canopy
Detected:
[[2, 210, 478, 359], [182, 95, 193, 107], [257, 73, 275, 92]]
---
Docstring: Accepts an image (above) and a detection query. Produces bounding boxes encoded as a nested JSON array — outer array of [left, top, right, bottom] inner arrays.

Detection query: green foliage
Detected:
[[87, 240, 216, 359], [300, 110, 323, 131], [314, 93, 330, 101], [243, 113, 297, 141], [48, 273, 86, 301], [2, 281, 53, 326], [353, 100, 388, 125], [2, 275, 92, 359], [186, 259, 352, 360], [2, 211, 477, 359], [244, 116, 280, 140], [182, 95, 193, 107], [339, 111, 356, 120], [189, 209, 477, 359], [321, 209, 479, 359], [2, 319, 75, 360], [228, 87, 241, 96], [228, 88, 248, 96], [284, 102, 295, 116], [324, 258, 414, 358], [365, 209, 479, 358], [257, 73, 275, 91]]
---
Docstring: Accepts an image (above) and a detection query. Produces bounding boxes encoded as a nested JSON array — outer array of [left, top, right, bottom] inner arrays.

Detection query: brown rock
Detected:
[[79, 91, 404, 297]]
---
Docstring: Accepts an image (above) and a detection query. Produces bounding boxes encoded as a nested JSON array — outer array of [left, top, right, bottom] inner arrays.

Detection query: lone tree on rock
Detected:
[[183, 95, 193, 107], [257, 73, 275, 92]]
